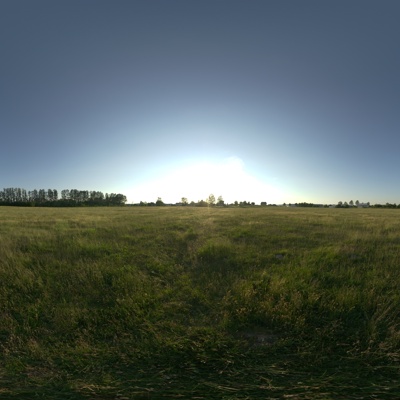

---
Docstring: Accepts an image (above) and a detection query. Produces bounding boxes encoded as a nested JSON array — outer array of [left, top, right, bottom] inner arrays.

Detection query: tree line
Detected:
[[3, 188, 398, 209], [0, 188, 127, 207], [136, 195, 400, 209], [136, 195, 270, 207]]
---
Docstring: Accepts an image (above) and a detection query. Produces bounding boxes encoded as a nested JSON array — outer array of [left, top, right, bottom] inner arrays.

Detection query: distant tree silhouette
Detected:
[[0, 187, 126, 207], [207, 194, 216, 205], [196, 200, 208, 207]]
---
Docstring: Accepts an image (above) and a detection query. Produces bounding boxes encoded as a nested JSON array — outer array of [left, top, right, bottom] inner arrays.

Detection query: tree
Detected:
[[106, 193, 127, 206], [217, 196, 224, 206], [70, 189, 79, 202], [181, 197, 188, 205], [197, 200, 208, 207], [47, 189, 57, 202], [30, 189, 38, 202], [38, 189, 46, 203], [355, 200, 360, 207], [15, 188, 22, 202], [21, 189, 28, 202], [207, 194, 215, 205], [79, 190, 89, 202], [349, 200, 354, 206], [156, 197, 164, 206], [61, 189, 70, 200]]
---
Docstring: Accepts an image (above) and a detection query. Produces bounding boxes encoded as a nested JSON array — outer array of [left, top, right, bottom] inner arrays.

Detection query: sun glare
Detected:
[[128, 157, 284, 204]]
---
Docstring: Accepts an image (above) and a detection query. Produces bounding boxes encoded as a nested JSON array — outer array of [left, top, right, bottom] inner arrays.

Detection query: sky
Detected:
[[1, 0, 400, 205]]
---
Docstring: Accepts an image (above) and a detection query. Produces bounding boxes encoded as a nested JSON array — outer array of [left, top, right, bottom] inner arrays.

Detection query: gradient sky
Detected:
[[1, 0, 400, 204]]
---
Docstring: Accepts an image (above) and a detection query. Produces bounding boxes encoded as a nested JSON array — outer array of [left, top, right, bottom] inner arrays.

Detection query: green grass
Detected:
[[0, 206, 399, 399]]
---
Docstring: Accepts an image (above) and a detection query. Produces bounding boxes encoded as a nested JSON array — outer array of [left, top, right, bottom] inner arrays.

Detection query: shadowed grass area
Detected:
[[0, 206, 399, 399]]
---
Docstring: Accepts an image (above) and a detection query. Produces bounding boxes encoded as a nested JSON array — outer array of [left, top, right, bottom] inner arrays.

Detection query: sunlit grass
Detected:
[[0, 206, 399, 398]]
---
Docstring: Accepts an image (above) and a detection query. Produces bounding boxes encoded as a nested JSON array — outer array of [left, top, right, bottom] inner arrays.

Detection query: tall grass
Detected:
[[0, 206, 399, 398]]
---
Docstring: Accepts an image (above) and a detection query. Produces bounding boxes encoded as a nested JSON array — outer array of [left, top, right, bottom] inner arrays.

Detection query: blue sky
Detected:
[[1, 0, 400, 204]]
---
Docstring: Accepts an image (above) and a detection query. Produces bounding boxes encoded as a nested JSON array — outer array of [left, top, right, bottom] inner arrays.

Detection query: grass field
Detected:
[[0, 206, 399, 399]]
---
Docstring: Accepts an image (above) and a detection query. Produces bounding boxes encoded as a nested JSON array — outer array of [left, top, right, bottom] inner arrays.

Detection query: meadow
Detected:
[[0, 206, 399, 399]]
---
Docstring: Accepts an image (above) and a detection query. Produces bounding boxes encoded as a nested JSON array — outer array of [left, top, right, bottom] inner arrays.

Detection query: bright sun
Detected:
[[128, 157, 284, 204]]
